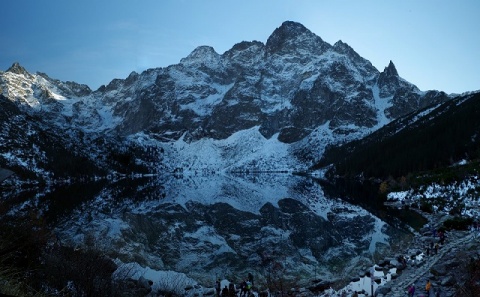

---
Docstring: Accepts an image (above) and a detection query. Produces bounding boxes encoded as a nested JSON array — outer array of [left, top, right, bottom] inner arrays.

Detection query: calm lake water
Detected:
[[5, 173, 423, 289]]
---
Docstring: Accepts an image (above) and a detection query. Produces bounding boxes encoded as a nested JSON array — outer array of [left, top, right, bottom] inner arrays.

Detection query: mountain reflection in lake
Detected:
[[53, 173, 412, 287]]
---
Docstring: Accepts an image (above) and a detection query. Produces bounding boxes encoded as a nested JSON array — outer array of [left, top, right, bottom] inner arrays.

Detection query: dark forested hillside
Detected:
[[313, 92, 480, 179]]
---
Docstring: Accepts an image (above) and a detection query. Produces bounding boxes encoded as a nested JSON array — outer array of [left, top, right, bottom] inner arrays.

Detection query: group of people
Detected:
[[431, 228, 446, 244], [425, 241, 440, 256], [425, 227, 446, 256], [215, 273, 254, 297], [407, 280, 440, 297]]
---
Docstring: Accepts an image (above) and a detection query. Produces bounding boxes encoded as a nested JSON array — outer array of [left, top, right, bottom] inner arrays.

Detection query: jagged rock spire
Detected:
[[266, 21, 309, 51], [383, 60, 399, 77]]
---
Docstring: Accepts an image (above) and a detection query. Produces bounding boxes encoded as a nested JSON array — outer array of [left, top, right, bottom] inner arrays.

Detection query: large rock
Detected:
[[441, 275, 456, 287], [375, 284, 391, 296], [430, 263, 448, 276], [0, 168, 14, 182]]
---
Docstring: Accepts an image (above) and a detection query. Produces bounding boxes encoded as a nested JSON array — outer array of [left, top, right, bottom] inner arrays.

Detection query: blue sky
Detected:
[[2, 0, 479, 94]]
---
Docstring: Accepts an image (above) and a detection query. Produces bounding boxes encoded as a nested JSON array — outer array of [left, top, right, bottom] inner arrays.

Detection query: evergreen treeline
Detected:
[[314, 92, 480, 179]]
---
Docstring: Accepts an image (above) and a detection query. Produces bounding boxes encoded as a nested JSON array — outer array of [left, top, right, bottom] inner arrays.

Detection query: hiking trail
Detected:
[[383, 230, 474, 296]]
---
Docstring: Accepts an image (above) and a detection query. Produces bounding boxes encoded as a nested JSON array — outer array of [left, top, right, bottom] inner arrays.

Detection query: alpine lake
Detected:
[[6, 172, 426, 292]]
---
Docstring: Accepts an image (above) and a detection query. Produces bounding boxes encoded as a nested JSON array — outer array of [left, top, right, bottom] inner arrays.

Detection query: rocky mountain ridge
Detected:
[[0, 21, 452, 179]]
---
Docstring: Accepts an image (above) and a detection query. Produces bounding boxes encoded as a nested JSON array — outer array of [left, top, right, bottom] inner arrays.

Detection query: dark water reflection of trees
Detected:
[[317, 178, 427, 232]]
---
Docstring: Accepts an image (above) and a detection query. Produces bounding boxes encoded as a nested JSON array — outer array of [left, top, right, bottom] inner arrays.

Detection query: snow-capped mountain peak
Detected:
[[180, 45, 221, 67], [6, 62, 32, 78], [0, 22, 452, 175], [265, 21, 330, 56]]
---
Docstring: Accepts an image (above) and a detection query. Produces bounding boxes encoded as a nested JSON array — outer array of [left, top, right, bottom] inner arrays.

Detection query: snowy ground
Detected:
[[387, 172, 480, 219]]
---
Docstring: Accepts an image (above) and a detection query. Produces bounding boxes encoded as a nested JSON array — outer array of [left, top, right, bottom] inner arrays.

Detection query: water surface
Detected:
[[9, 173, 416, 288]]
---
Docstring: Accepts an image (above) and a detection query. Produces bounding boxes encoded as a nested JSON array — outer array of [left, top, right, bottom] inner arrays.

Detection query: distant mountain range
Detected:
[[1, 21, 464, 185]]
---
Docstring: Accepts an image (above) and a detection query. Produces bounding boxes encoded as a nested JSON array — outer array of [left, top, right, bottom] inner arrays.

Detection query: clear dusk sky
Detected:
[[1, 0, 479, 94]]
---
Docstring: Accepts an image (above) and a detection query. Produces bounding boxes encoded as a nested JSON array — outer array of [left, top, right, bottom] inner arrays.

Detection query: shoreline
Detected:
[[373, 204, 479, 297], [318, 203, 479, 296]]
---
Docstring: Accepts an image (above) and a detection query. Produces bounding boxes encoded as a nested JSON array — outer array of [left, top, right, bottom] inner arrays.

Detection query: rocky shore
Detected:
[[373, 209, 480, 297], [315, 206, 480, 297]]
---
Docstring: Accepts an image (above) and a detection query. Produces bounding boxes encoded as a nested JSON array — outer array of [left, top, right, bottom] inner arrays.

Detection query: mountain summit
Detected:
[[6, 62, 33, 79], [7, 62, 28, 74], [266, 21, 329, 56]]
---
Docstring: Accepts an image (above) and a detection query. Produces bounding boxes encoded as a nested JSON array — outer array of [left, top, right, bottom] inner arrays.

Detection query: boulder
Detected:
[[0, 168, 14, 183], [430, 263, 448, 276], [307, 280, 332, 293], [375, 284, 391, 296], [203, 288, 215, 295], [441, 276, 456, 287], [138, 276, 152, 289], [389, 259, 400, 267], [377, 259, 388, 267]]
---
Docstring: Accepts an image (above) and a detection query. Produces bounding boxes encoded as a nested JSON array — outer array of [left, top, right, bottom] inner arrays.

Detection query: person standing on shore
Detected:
[[248, 272, 254, 287], [221, 285, 229, 297], [216, 279, 221, 297], [407, 283, 415, 297], [426, 279, 431, 294], [228, 282, 235, 297]]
